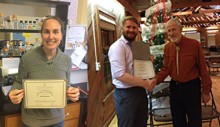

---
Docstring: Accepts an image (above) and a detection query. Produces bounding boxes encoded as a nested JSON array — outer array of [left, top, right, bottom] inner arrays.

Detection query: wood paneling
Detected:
[[117, 0, 141, 22], [87, 5, 117, 127]]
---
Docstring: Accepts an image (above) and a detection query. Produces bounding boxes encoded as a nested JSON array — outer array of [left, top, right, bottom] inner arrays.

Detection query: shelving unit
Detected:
[[0, 0, 70, 51], [0, 29, 40, 33]]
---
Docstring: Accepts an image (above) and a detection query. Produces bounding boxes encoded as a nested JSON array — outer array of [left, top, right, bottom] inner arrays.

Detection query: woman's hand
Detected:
[[67, 86, 80, 102], [8, 89, 24, 104]]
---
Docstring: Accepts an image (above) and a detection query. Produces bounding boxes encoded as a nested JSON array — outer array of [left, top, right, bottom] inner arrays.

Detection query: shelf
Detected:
[[0, 56, 22, 59], [0, 29, 41, 33], [0, 0, 70, 7]]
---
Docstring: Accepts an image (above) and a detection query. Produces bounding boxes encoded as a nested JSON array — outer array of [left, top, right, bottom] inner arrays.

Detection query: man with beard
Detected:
[[150, 18, 212, 127], [108, 16, 151, 127]]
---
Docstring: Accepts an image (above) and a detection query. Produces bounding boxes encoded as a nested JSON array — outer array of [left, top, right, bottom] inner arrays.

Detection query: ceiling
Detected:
[[126, 0, 220, 28]]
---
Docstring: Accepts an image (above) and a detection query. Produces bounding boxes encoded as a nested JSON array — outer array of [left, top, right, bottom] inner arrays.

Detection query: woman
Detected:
[[8, 16, 80, 127]]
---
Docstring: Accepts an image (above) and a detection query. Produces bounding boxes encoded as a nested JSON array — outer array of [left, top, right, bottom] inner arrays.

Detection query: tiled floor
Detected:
[[108, 76, 220, 127]]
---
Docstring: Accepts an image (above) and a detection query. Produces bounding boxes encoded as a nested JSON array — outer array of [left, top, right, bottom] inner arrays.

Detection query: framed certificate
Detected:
[[23, 79, 66, 109], [134, 60, 155, 79]]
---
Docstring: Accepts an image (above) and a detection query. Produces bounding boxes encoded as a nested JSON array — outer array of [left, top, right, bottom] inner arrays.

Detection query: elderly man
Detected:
[[150, 18, 212, 127]]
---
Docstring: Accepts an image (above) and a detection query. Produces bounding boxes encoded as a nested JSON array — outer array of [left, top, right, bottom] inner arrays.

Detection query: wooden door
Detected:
[[87, 6, 118, 127]]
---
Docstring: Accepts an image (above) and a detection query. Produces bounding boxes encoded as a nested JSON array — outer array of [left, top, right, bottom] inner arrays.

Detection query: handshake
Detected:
[[146, 78, 157, 92]]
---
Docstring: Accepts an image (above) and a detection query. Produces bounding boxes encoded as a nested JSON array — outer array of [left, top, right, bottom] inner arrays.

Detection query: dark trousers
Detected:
[[170, 77, 201, 127], [114, 87, 148, 127], [22, 121, 64, 127]]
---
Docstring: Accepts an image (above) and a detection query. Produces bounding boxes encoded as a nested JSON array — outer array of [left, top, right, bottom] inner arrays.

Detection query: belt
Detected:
[[115, 86, 143, 90], [171, 77, 199, 85]]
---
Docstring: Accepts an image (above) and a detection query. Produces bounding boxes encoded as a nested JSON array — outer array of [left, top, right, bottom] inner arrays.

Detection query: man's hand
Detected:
[[149, 55, 154, 62], [8, 89, 24, 104], [67, 86, 80, 102], [148, 78, 157, 92], [202, 92, 210, 103]]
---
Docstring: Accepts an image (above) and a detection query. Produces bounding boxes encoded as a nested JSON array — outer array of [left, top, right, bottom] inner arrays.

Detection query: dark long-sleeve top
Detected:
[[155, 36, 212, 94]]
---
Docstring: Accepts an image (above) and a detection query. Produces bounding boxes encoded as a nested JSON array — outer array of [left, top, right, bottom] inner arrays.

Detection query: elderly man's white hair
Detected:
[[165, 17, 182, 30]]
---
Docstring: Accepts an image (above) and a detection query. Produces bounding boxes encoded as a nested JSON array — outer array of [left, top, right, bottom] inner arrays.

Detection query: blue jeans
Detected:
[[22, 121, 64, 127]]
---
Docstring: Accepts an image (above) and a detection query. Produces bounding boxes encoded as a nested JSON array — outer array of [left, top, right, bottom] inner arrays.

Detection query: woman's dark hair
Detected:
[[41, 15, 65, 35], [41, 16, 65, 50]]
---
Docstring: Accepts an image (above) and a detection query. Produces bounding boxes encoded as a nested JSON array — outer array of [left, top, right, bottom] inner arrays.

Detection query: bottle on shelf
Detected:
[[8, 41, 14, 56], [5, 20, 12, 29], [11, 14, 18, 29], [2, 46, 8, 56], [34, 38, 41, 48], [13, 43, 18, 56], [24, 20, 28, 29], [18, 40, 24, 56], [18, 20, 24, 30], [28, 21, 32, 30], [0, 13, 4, 29], [36, 19, 39, 29], [25, 41, 32, 53], [2, 41, 9, 56], [32, 21, 37, 30]]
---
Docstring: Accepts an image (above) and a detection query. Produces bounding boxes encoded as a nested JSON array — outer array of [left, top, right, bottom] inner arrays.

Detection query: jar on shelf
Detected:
[[34, 38, 41, 48], [1, 40, 9, 56], [5, 20, 12, 29], [24, 20, 28, 29], [8, 41, 14, 56], [18, 40, 24, 55], [28, 21, 33, 30], [25, 41, 32, 52], [11, 14, 18, 29], [18, 20, 24, 29]]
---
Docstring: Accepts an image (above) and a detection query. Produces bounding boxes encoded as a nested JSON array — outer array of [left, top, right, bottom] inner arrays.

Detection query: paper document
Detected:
[[134, 60, 155, 79], [2, 85, 12, 96], [2, 58, 20, 69], [23, 79, 66, 109], [71, 45, 87, 67]]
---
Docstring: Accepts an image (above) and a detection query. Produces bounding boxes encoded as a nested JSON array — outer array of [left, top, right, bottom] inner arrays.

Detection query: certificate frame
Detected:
[[134, 60, 155, 79], [23, 79, 66, 109]]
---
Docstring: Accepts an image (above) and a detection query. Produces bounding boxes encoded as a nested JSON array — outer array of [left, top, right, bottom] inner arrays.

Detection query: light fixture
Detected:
[[206, 26, 219, 30], [182, 31, 197, 34], [182, 27, 197, 34], [207, 34, 216, 36], [207, 30, 218, 33]]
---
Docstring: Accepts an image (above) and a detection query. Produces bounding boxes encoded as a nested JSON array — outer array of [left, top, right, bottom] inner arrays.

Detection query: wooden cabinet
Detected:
[[4, 114, 21, 127], [2, 102, 81, 127], [64, 102, 81, 127]]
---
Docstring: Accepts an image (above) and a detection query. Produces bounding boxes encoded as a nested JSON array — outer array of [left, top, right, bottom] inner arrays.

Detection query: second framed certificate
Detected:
[[23, 79, 66, 109]]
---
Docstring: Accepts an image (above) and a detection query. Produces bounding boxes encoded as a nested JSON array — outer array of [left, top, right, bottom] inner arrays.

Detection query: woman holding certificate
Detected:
[[8, 16, 80, 127]]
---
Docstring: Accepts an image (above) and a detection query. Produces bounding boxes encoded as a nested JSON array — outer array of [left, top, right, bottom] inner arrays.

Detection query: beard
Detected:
[[170, 38, 179, 43], [123, 31, 137, 42], [169, 35, 181, 44]]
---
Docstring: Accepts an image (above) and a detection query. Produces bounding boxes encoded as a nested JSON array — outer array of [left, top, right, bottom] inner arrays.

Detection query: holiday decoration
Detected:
[[142, 0, 171, 73]]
